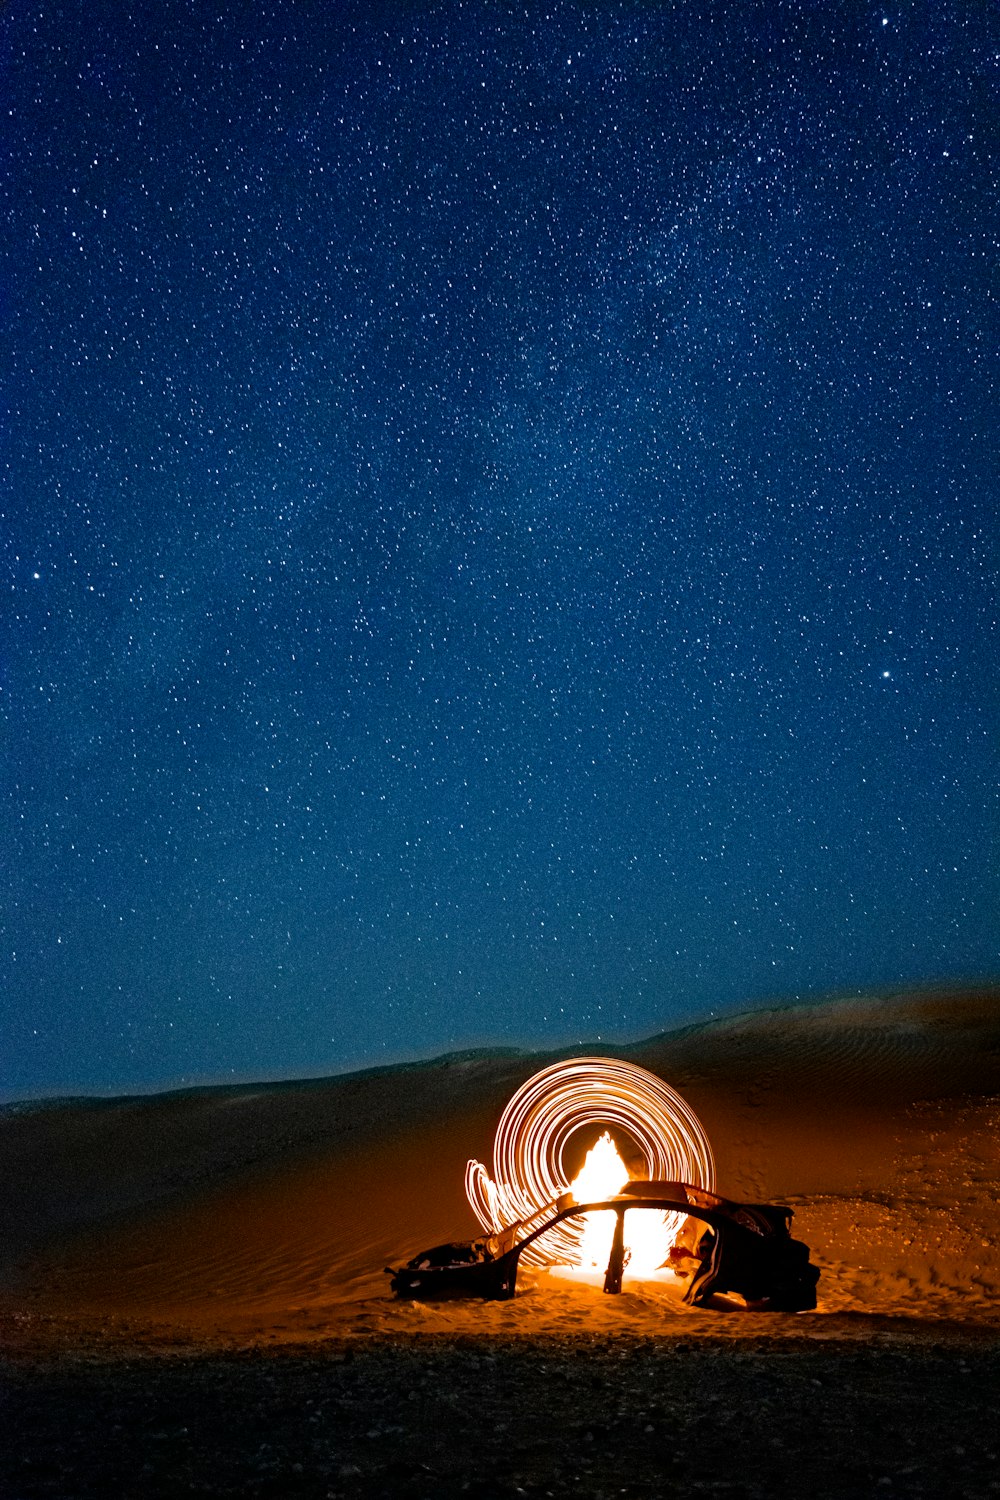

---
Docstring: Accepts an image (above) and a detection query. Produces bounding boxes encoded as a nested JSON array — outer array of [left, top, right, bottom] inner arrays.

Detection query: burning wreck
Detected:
[[387, 1179, 819, 1310], [386, 1058, 820, 1311]]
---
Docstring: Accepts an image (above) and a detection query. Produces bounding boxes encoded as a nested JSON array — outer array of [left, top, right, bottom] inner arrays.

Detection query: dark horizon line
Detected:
[[3, 976, 997, 1115]]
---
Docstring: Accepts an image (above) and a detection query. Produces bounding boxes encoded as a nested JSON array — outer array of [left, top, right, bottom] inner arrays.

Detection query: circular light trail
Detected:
[[465, 1057, 715, 1266]]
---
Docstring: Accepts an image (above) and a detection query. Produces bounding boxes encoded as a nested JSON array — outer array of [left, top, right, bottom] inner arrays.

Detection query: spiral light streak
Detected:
[[466, 1057, 715, 1266]]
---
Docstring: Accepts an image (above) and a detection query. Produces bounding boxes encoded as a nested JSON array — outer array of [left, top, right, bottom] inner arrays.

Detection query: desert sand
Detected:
[[2, 987, 999, 1496]]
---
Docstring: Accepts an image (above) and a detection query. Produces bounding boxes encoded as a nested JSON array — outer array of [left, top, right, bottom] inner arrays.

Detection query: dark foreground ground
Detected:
[[3, 1327, 1000, 1500]]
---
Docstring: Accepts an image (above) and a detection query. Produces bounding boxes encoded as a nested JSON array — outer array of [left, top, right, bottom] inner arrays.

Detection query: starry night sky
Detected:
[[3, 1, 997, 1100]]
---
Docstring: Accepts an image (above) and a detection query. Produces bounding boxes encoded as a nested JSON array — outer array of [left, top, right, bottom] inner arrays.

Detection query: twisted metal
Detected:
[[465, 1057, 715, 1265]]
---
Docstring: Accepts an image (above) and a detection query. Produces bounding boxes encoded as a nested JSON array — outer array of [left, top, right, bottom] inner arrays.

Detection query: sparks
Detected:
[[465, 1057, 714, 1270]]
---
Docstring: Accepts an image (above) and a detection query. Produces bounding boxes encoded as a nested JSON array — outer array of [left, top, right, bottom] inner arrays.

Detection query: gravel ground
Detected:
[[3, 1330, 1000, 1499]]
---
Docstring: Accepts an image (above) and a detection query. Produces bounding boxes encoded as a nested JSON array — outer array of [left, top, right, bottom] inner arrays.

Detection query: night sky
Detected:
[[3, 1, 997, 1101]]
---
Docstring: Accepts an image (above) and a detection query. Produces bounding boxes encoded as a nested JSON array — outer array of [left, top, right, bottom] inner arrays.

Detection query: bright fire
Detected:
[[569, 1131, 671, 1277], [465, 1056, 715, 1269]]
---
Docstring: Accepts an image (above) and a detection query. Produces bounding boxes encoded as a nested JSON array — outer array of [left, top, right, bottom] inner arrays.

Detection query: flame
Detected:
[[570, 1131, 627, 1271], [570, 1130, 630, 1203], [465, 1056, 715, 1269], [569, 1131, 672, 1277]]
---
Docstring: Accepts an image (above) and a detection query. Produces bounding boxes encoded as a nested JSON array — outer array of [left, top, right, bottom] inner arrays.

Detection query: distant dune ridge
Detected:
[[1, 987, 999, 1351]]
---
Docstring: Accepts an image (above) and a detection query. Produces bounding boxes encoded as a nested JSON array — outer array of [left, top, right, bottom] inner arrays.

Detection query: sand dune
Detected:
[[2, 987, 998, 1352]]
